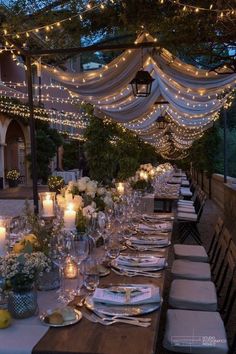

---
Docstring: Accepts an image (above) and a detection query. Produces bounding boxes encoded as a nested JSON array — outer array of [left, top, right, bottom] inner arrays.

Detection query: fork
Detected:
[[82, 311, 150, 327], [93, 310, 151, 323], [112, 268, 162, 278]]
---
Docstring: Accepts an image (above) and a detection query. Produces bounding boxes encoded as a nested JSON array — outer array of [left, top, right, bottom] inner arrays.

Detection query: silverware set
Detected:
[[111, 267, 162, 278], [82, 309, 151, 327]]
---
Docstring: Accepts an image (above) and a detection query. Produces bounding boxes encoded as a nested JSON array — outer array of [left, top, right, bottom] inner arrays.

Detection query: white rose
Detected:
[[73, 195, 84, 210], [104, 196, 113, 208], [97, 187, 106, 196], [86, 181, 98, 196], [77, 177, 89, 192], [82, 205, 96, 219]]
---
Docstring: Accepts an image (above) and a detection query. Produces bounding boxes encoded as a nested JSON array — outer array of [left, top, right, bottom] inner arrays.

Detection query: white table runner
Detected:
[[0, 290, 58, 354]]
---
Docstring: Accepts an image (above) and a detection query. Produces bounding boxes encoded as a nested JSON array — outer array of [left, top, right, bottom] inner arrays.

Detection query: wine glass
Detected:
[[81, 257, 99, 292]]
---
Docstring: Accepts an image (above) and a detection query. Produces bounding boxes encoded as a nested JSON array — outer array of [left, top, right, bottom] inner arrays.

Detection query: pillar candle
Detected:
[[42, 194, 54, 217], [64, 203, 76, 229], [117, 182, 124, 195], [0, 226, 6, 256]]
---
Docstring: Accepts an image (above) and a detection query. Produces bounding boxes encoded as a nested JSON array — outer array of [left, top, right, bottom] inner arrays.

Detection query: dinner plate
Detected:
[[98, 264, 111, 277], [111, 262, 165, 273], [126, 241, 170, 251], [85, 291, 161, 316], [40, 309, 82, 327], [126, 240, 170, 249]]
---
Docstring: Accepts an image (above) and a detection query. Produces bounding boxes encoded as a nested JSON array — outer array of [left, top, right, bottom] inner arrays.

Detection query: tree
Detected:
[[28, 121, 63, 183], [184, 124, 221, 177], [83, 106, 159, 184], [1, 1, 235, 71]]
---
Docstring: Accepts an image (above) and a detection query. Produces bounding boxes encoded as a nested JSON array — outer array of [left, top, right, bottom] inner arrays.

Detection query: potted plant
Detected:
[[6, 169, 20, 188], [47, 175, 65, 194], [0, 252, 50, 319]]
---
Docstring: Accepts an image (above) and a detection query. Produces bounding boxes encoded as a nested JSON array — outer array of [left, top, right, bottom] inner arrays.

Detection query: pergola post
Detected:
[[26, 55, 39, 213], [223, 108, 228, 184]]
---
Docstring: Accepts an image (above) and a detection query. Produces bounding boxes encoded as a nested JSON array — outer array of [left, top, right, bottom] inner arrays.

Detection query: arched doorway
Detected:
[[4, 120, 26, 184]]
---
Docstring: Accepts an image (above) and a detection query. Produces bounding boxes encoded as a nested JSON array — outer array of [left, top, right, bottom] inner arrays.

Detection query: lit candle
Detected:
[[143, 172, 149, 181], [64, 203, 76, 230], [117, 182, 125, 195], [149, 169, 155, 177], [42, 193, 54, 217], [65, 191, 73, 202], [64, 256, 78, 279], [0, 226, 6, 256], [139, 171, 145, 179], [56, 195, 65, 209]]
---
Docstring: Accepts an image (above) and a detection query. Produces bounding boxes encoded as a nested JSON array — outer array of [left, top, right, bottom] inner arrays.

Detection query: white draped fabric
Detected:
[[3, 33, 236, 156], [41, 33, 236, 155]]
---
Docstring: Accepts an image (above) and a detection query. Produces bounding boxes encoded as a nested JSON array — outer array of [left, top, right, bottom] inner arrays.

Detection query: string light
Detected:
[[168, 0, 236, 14], [4, 0, 114, 39]]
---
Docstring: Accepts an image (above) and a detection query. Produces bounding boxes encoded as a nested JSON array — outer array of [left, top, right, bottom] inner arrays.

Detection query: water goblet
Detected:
[[81, 257, 100, 292]]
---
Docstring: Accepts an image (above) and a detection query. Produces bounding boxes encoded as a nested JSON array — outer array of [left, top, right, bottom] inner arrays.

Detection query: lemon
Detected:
[[23, 234, 38, 244], [0, 309, 11, 329], [12, 242, 25, 253]]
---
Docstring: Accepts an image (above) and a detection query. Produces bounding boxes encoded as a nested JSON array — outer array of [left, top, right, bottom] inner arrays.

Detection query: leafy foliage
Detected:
[[28, 121, 63, 183], [62, 140, 81, 170], [83, 107, 158, 183]]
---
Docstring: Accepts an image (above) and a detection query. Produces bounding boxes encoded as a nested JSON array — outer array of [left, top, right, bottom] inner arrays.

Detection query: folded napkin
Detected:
[[129, 236, 169, 246], [93, 285, 160, 305], [116, 255, 166, 268], [138, 223, 171, 233]]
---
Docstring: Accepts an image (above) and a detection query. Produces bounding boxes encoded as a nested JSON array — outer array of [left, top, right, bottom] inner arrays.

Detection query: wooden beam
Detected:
[[29, 41, 160, 56]]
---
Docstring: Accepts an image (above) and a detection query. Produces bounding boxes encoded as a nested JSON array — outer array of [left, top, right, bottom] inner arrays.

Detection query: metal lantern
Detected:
[[130, 70, 154, 97], [156, 115, 168, 129]]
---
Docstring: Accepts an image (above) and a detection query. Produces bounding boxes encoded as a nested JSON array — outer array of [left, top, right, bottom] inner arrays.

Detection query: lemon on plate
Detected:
[[0, 309, 11, 329]]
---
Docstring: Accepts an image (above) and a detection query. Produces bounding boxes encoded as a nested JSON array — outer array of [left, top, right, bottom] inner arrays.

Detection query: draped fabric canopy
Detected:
[[2, 33, 236, 157], [42, 33, 236, 156]]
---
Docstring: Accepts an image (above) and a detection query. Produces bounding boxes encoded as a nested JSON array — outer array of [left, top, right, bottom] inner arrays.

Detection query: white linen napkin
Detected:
[[93, 285, 160, 305], [116, 255, 166, 268]]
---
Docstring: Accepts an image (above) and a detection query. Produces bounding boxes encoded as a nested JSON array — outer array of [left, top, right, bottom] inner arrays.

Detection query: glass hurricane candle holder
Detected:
[[0, 216, 11, 256], [39, 192, 56, 218], [116, 182, 125, 195]]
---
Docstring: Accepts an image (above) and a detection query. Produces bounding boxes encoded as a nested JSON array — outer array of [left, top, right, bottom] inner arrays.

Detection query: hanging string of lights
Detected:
[[3, 0, 116, 39], [0, 98, 89, 129], [163, 0, 236, 16]]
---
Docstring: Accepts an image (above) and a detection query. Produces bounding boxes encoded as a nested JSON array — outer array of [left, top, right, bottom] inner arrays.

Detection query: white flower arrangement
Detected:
[[0, 252, 51, 291], [59, 177, 114, 218]]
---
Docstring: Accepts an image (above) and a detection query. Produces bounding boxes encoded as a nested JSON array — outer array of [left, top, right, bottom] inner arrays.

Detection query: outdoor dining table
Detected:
[[0, 217, 173, 354]]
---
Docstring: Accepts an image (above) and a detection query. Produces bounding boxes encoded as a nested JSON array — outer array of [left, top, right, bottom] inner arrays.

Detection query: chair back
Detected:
[[196, 195, 207, 223], [209, 216, 224, 261], [212, 227, 232, 284], [219, 239, 236, 302]]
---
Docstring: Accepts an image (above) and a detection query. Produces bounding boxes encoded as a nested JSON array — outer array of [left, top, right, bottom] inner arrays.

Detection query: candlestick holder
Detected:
[[38, 192, 56, 219], [0, 216, 11, 256]]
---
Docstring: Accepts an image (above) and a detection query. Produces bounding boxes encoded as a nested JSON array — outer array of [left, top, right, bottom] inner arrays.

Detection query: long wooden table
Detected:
[[33, 219, 173, 354]]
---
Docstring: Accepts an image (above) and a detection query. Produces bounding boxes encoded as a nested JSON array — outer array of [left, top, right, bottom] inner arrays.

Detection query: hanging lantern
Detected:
[[130, 47, 154, 97], [130, 69, 154, 97], [155, 115, 168, 129]]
